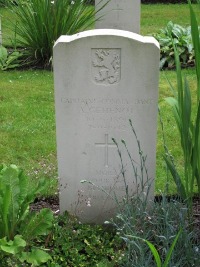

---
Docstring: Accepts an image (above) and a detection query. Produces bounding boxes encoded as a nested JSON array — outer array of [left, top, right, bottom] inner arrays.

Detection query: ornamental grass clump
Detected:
[[106, 121, 199, 266], [117, 196, 199, 267], [8, 0, 108, 67], [163, 1, 200, 204], [110, 173, 199, 266]]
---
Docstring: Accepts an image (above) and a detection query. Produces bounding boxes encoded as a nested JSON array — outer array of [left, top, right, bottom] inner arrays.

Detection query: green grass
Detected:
[[0, 3, 199, 195], [0, 70, 57, 195], [140, 4, 195, 35]]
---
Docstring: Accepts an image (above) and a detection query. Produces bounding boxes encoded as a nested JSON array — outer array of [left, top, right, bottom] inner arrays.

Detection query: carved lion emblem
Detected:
[[92, 49, 121, 85]]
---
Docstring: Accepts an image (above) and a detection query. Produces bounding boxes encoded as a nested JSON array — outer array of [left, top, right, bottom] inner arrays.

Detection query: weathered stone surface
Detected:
[[95, 0, 140, 33], [54, 29, 159, 223]]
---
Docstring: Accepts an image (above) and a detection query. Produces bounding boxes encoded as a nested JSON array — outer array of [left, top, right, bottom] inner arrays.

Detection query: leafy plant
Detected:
[[0, 164, 53, 240], [163, 2, 200, 202], [8, 0, 109, 67], [42, 212, 124, 267], [154, 21, 196, 69], [126, 229, 182, 267], [0, 45, 23, 70], [0, 164, 53, 265], [0, 235, 52, 266]]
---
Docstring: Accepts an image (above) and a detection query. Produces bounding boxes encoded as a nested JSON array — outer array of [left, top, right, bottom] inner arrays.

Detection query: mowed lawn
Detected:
[[0, 4, 198, 195]]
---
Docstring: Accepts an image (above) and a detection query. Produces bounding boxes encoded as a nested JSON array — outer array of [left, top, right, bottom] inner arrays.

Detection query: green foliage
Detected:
[[0, 235, 52, 266], [0, 235, 26, 255], [42, 212, 124, 267], [0, 0, 7, 7], [126, 229, 182, 267], [0, 45, 23, 70], [107, 122, 199, 266], [0, 235, 51, 266], [154, 21, 196, 69], [0, 164, 53, 240], [0, 164, 53, 266], [21, 208, 53, 241], [163, 2, 200, 202], [20, 248, 52, 266], [112, 195, 199, 267], [8, 0, 108, 67]]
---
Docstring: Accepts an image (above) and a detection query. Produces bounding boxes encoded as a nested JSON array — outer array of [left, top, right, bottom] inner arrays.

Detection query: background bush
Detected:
[[154, 21, 195, 69], [7, 0, 105, 68]]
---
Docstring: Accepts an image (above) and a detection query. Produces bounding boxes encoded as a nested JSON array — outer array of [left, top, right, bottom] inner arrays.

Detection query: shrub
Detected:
[[8, 0, 109, 68], [0, 45, 24, 70], [154, 21, 196, 69]]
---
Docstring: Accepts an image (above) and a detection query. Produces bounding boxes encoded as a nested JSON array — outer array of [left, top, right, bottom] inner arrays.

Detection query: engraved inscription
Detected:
[[95, 134, 116, 167], [61, 97, 154, 106], [92, 49, 121, 85], [61, 97, 155, 129]]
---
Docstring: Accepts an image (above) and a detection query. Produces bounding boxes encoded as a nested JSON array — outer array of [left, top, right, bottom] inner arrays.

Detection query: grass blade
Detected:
[[163, 229, 182, 267], [188, 1, 200, 101], [144, 240, 162, 267]]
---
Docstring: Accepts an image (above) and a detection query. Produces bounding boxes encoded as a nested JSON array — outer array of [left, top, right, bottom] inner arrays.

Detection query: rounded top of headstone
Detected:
[[54, 29, 160, 49]]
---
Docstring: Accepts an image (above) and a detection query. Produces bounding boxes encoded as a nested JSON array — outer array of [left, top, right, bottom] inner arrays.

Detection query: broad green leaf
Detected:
[[18, 170, 30, 222], [160, 57, 167, 69], [0, 235, 26, 255], [21, 249, 51, 266], [1, 165, 20, 239], [3, 64, 20, 70], [21, 208, 53, 241], [6, 52, 22, 65], [2, 185, 11, 238], [0, 46, 8, 62]]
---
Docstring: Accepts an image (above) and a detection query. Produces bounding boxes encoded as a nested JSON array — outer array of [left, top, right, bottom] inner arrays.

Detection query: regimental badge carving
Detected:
[[92, 49, 121, 85]]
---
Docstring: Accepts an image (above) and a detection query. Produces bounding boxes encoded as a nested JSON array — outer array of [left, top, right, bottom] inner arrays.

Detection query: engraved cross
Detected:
[[95, 134, 116, 168]]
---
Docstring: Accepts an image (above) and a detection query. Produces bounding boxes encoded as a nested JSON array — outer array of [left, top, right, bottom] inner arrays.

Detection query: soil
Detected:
[[30, 195, 60, 214], [30, 195, 200, 231]]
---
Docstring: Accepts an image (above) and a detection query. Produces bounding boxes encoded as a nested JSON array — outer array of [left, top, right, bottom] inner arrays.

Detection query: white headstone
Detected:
[[95, 0, 140, 33], [54, 29, 159, 223]]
